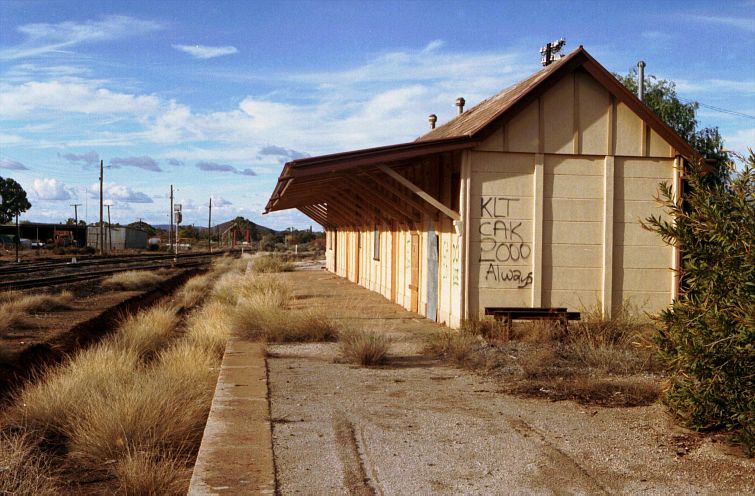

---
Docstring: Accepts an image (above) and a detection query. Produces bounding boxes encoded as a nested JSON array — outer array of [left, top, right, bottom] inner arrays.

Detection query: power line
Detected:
[[679, 98, 755, 120]]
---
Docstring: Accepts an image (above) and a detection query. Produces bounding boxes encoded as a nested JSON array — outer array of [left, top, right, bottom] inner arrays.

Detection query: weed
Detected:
[[340, 328, 391, 366]]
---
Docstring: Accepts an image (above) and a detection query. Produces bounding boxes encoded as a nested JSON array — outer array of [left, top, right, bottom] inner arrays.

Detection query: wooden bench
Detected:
[[484, 307, 581, 330]]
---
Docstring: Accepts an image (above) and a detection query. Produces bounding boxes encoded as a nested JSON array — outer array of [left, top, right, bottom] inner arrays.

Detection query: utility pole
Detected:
[[169, 185, 174, 251], [106, 204, 112, 253], [208, 197, 212, 253], [70, 203, 81, 224], [15, 213, 19, 263], [70, 203, 81, 247], [637, 60, 646, 102], [99, 159, 104, 255]]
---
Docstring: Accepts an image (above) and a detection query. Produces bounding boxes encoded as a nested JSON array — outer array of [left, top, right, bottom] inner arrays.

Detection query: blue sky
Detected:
[[1, 0, 753, 230]]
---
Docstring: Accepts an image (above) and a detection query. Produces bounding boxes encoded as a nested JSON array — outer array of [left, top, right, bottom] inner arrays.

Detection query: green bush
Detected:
[[645, 150, 754, 455]]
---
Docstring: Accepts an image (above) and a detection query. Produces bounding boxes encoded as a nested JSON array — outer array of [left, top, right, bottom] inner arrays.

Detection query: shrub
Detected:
[[644, 151, 755, 455]]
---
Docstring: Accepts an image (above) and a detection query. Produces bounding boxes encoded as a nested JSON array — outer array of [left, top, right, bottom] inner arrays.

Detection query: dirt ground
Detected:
[[268, 269, 754, 495]]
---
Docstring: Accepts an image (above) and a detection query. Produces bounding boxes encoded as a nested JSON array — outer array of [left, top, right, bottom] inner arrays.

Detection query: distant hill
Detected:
[[152, 217, 278, 236]]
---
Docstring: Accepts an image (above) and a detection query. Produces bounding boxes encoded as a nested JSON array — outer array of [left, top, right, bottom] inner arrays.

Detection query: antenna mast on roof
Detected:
[[540, 38, 566, 66]]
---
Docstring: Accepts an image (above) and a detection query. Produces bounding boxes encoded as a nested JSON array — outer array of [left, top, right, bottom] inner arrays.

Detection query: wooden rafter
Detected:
[[375, 164, 460, 221], [343, 177, 416, 224]]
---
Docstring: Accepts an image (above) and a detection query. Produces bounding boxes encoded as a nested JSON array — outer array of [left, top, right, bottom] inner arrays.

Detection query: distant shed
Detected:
[[265, 47, 696, 328], [87, 226, 149, 250]]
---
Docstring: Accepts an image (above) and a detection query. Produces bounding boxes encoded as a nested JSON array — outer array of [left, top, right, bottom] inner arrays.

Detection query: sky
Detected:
[[1, 0, 753, 230]]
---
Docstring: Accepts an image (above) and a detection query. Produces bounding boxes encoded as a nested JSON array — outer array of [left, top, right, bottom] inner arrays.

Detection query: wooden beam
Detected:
[[299, 205, 328, 227], [323, 198, 362, 227], [343, 177, 415, 224], [376, 164, 460, 221], [364, 172, 435, 217]]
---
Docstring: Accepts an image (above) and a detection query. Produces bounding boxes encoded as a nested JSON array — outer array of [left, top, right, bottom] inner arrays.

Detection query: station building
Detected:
[[265, 47, 696, 328]]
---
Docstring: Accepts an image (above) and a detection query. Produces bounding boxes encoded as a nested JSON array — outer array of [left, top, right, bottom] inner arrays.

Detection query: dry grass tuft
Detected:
[[0, 430, 59, 495], [113, 449, 188, 496], [0, 290, 74, 334], [102, 270, 164, 290], [251, 254, 295, 273], [182, 302, 232, 359], [339, 328, 391, 366], [173, 272, 215, 309], [428, 302, 662, 407], [233, 303, 339, 343], [110, 304, 177, 359], [9, 344, 141, 437], [565, 301, 659, 374]]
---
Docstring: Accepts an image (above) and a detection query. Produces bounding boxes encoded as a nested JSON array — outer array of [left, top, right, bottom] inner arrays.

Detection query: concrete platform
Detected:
[[188, 338, 275, 495]]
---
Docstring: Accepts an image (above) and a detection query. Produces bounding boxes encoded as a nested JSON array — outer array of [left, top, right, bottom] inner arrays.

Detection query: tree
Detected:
[[644, 150, 755, 456], [0, 176, 31, 224], [616, 69, 733, 184]]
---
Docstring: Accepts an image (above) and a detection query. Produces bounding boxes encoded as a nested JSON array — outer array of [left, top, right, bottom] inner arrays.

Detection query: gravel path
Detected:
[[268, 270, 754, 495]]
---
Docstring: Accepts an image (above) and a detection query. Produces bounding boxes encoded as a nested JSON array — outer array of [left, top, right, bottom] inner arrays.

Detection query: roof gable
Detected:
[[418, 46, 696, 159]]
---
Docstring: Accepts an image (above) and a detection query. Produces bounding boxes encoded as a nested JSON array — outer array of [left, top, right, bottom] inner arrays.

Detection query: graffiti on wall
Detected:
[[478, 196, 533, 288], [451, 240, 460, 286]]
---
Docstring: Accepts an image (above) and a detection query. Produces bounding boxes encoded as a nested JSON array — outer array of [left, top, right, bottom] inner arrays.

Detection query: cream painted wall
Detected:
[[321, 67, 679, 325], [467, 68, 678, 317]]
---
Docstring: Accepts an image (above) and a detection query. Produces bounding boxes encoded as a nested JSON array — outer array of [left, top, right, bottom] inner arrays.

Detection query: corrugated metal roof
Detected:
[[416, 54, 570, 141]]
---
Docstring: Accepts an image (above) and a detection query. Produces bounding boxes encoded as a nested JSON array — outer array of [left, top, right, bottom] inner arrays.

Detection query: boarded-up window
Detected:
[[373, 224, 380, 260]]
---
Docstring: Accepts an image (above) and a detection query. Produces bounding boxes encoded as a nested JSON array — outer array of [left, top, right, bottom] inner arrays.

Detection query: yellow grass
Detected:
[[0, 430, 59, 495], [113, 449, 188, 496], [183, 301, 232, 359], [0, 290, 74, 334], [110, 304, 178, 359], [102, 270, 164, 290], [9, 343, 141, 437], [251, 254, 295, 273]]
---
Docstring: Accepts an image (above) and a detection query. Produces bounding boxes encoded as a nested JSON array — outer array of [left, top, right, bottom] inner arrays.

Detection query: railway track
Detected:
[[0, 251, 231, 290], [0, 251, 220, 277]]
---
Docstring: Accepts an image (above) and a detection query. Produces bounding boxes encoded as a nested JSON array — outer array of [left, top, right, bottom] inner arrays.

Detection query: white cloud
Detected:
[[0, 80, 160, 118], [724, 127, 755, 157], [681, 14, 755, 33], [172, 44, 238, 59], [90, 182, 153, 203], [676, 79, 755, 95], [0, 158, 28, 170], [0, 15, 163, 60], [32, 178, 71, 200]]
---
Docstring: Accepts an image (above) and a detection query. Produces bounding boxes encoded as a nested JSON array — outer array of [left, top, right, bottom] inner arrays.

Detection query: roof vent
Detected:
[[455, 97, 465, 115], [428, 114, 437, 130]]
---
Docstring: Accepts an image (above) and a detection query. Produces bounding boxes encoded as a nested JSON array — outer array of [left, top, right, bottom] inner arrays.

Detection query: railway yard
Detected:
[[0, 251, 225, 400]]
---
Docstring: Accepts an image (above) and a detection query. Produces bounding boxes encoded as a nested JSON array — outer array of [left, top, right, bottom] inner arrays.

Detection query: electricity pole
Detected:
[[169, 185, 174, 251], [99, 159, 104, 255], [106, 204, 112, 253], [208, 197, 212, 253], [70, 203, 81, 224], [70, 203, 81, 247]]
